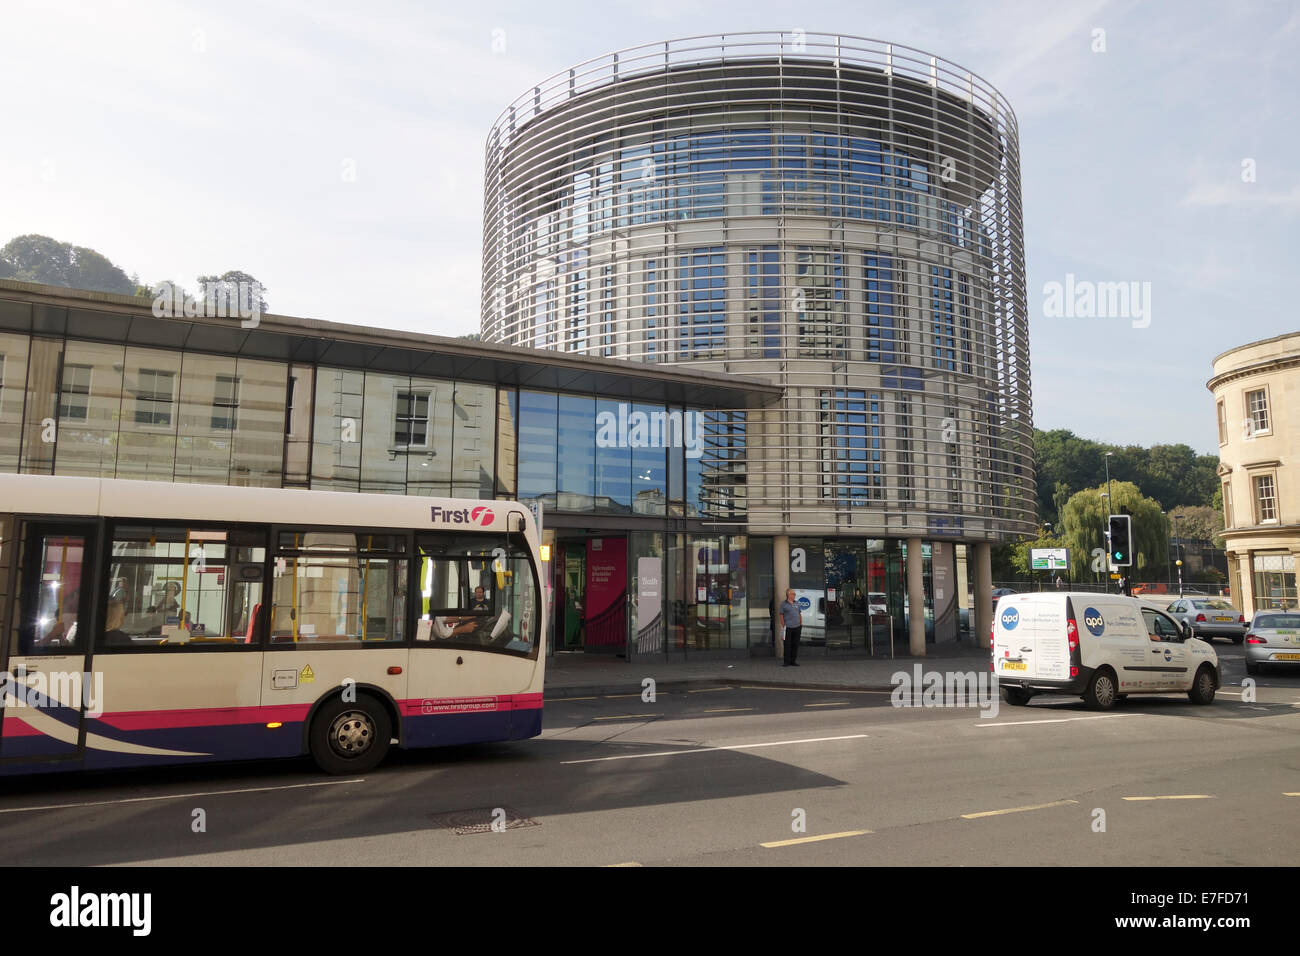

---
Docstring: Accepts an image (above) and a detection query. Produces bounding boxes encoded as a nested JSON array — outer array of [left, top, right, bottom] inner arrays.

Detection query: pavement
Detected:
[[544, 640, 992, 696]]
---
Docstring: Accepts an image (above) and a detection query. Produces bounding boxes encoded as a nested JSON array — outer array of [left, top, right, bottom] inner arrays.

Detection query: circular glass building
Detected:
[[482, 33, 1034, 650]]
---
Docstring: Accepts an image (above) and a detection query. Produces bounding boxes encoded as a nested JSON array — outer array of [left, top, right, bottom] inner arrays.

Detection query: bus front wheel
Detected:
[[309, 694, 392, 774]]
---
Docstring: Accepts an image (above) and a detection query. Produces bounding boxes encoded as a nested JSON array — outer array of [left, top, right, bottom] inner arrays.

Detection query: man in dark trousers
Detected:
[[780, 588, 803, 666]]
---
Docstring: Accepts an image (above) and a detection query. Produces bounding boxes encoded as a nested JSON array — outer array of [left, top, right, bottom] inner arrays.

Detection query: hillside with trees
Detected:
[[1034, 428, 1219, 524], [1, 234, 267, 310]]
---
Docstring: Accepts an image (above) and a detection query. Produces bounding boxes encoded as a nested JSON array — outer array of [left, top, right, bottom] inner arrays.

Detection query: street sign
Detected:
[[1030, 547, 1069, 571]]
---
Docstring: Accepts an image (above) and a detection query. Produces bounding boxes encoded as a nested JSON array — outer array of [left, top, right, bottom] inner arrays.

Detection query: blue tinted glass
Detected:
[[517, 390, 557, 498], [595, 398, 632, 508], [557, 394, 595, 497], [631, 403, 668, 515]]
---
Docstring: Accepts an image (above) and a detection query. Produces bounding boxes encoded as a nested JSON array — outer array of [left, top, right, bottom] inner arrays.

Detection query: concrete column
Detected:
[[975, 541, 993, 649], [1239, 550, 1253, 613], [773, 535, 790, 658], [907, 536, 925, 656]]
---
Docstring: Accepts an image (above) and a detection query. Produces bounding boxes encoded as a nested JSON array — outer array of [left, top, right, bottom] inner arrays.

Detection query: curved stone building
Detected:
[[482, 33, 1034, 652], [1210, 332, 1300, 612]]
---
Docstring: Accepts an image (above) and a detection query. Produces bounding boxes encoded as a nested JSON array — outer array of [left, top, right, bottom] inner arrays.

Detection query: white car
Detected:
[[993, 592, 1220, 709]]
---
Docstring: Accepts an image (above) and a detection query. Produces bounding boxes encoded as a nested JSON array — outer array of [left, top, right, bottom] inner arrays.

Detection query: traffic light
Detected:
[[1108, 514, 1133, 567]]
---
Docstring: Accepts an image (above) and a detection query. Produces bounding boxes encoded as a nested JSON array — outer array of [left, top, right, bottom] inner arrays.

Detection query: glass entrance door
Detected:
[[2, 522, 98, 761], [562, 545, 585, 649]]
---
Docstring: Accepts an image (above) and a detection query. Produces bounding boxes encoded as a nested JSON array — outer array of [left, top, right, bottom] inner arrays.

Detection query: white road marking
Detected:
[[701, 708, 754, 714], [738, 685, 892, 696], [0, 779, 365, 815], [976, 713, 1148, 728], [561, 733, 869, 765], [804, 702, 850, 707]]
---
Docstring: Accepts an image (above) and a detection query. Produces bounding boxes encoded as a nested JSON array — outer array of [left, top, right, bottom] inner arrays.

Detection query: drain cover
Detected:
[[428, 806, 540, 835]]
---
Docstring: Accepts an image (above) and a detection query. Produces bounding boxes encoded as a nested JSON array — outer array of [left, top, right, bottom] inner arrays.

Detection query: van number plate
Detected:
[[1274, 653, 1300, 661], [1002, 661, 1027, 671]]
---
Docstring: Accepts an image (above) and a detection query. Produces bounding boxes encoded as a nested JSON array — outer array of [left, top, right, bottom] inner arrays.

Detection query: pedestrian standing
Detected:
[[780, 588, 802, 667]]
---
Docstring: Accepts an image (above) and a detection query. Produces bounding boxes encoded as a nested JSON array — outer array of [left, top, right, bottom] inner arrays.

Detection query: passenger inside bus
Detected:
[[430, 615, 480, 639], [102, 598, 128, 644], [35, 592, 80, 649], [149, 581, 181, 618]]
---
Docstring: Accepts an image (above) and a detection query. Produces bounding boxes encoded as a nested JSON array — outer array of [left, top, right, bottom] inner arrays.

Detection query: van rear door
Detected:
[[994, 595, 1071, 682]]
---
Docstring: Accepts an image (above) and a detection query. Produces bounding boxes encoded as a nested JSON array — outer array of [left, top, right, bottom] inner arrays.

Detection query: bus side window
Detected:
[[100, 525, 267, 650]]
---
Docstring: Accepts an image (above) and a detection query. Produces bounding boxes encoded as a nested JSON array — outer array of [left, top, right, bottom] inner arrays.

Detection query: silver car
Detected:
[[1166, 597, 1246, 644], [1245, 611, 1300, 675]]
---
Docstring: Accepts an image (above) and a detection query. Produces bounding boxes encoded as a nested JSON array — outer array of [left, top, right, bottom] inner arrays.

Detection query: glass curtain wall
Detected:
[[0, 333, 30, 472], [310, 369, 494, 497]]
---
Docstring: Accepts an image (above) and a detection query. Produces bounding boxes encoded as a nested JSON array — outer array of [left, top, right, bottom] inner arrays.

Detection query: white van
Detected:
[[992, 592, 1220, 709]]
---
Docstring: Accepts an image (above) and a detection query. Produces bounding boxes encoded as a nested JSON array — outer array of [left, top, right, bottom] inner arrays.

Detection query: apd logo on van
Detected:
[[1083, 607, 1106, 636], [1000, 607, 1019, 630]]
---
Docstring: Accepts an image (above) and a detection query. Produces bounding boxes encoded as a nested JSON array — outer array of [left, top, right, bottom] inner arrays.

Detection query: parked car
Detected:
[[1244, 611, 1300, 675], [1166, 597, 1247, 644]]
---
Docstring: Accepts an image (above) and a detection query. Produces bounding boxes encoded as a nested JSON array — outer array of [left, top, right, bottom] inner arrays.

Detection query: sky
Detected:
[[2, 0, 1297, 456]]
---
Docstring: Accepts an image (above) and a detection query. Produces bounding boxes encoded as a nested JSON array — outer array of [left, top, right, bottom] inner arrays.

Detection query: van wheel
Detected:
[[1083, 669, 1118, 710], [1003, 687, 1032, 706], [309, 694, 392, 774], [1187, 666, 1216, 705]]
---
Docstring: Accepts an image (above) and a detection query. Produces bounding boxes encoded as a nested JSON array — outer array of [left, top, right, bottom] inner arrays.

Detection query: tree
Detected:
[[0, 234, 134, 295], [1035, 429, 1106, 523], [196, 270, 268, 313], [1059, 481, 1167, 581], [1169, 504, 1225, 549], [1033, 428, 1221, 524], [990, 540, 1017, 582], [1051, 481, 1072, 525], [1010, 527, 1067, 578]]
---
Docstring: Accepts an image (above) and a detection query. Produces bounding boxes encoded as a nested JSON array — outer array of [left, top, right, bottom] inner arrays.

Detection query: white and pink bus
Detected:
[[0, 475, 545, 776]]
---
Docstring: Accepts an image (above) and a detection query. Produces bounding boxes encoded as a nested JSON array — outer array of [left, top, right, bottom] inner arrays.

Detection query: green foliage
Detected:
[[196, 270, 268, 313], [1034, 428, 1219, 524], [1169, 504, 1225, 549], [1059, 481, 1167, 580], [1010, 528, 1067, 577], [990, 541, 1017, 581], [0, 234, 134, 295]]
